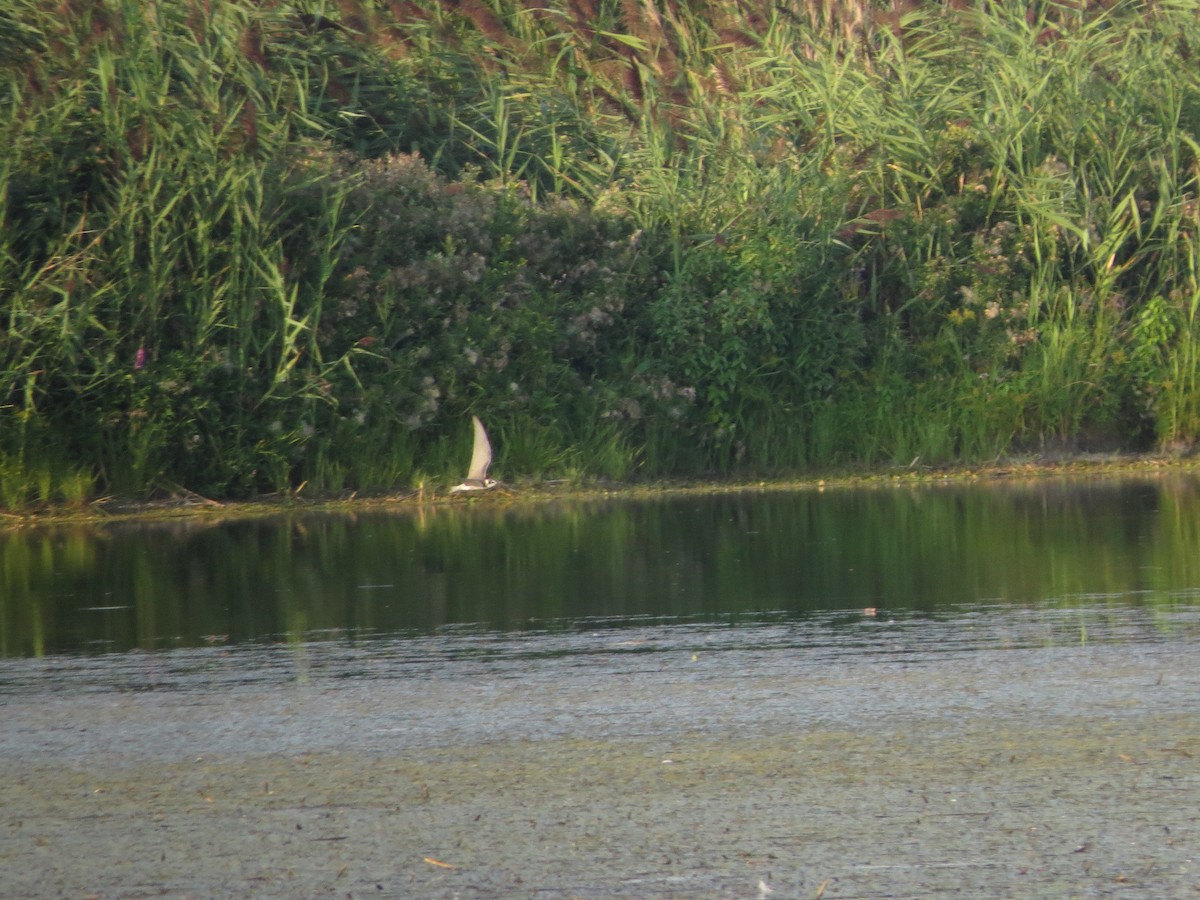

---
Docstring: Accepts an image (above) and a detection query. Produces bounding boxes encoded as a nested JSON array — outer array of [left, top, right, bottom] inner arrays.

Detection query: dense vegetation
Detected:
[[3, 0, 1200, 506]]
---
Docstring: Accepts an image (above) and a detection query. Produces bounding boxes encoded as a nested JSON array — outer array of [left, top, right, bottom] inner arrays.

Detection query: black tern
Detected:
[[449, 415, 498, 493]]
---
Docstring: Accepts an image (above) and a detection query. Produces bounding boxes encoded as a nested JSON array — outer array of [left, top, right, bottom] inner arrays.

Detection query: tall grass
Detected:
[[1, 0, 353, 500], [3, 0, 1200, 507]]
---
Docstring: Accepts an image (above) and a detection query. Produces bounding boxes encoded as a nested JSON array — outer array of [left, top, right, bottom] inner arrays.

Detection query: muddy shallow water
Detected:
[[3, 606, 1198, 898]]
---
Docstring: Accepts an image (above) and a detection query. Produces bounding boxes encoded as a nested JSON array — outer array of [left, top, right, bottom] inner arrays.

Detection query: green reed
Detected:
[[1, 0, 356, 501], [4, 0, 1200, 506]]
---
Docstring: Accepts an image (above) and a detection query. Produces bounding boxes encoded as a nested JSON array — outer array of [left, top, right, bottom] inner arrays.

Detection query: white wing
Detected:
[[466, 415, 492, 480]]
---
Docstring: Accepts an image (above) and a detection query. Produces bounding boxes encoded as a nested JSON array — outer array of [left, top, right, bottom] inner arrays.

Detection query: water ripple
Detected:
[[2, 601, 1197, 697]]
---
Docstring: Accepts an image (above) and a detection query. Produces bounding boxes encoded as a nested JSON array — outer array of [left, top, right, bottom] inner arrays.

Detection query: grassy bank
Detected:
[[3, 452, 1197, 532], [3, 0, 1200, 507]]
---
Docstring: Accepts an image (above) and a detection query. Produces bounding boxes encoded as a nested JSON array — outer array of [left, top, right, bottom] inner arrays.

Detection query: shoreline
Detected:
[[3, 450, 1198, 530]]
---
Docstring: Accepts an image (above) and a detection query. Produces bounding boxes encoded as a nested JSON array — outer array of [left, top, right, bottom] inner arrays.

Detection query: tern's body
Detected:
[[449, 416, 497, 493]]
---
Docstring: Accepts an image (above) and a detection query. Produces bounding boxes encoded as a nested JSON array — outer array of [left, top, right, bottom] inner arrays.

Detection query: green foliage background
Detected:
[[3, 0, 1200, 505]]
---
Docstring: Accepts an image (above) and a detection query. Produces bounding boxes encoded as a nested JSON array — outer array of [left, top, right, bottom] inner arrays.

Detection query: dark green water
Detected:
[[3, 476, 1199, 658]]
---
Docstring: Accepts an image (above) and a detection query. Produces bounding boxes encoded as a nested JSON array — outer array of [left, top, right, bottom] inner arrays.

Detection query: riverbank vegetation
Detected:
[[4, 0, 1200, 507]]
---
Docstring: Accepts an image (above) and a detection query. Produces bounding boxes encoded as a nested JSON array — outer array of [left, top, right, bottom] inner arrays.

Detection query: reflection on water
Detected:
[[2, 475, 1199, 658]]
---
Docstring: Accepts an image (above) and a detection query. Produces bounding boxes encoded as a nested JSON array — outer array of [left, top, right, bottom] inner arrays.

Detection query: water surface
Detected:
[[2, 475, 1199, 659], [4, 476, 1199, 897]]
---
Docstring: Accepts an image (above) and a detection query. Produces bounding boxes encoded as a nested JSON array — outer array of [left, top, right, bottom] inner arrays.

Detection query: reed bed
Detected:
[[3, 0, 1200, 506]]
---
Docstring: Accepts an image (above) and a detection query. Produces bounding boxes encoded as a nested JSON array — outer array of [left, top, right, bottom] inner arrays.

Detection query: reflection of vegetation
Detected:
[[6, 2, 1200, 505], [1, 478, 1198, 657]]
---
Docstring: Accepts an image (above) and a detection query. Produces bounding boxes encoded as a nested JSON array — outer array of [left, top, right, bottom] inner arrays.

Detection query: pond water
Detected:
[[4, 475, 1200, 897], [2, 475, 1200, 660]]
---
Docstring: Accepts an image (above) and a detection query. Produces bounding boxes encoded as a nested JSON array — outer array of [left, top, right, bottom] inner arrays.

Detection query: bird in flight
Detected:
[[449, 415, 498, 493]]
